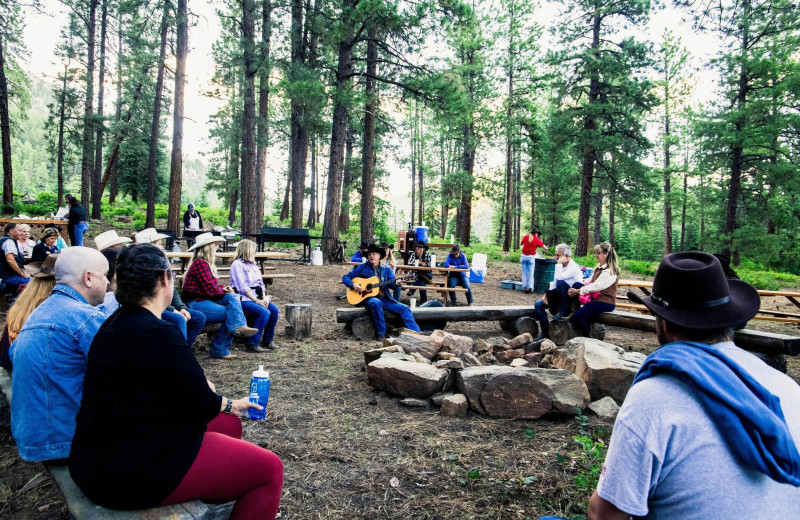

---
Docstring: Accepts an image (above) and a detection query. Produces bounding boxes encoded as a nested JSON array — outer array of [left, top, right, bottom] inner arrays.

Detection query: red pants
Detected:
[[161, 413, 284, 520]]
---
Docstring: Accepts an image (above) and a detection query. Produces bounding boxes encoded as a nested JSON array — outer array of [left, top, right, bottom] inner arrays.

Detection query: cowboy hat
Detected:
[[628, 252, 760, 330], [38, 227, 60, 242], [366, 243, 386, 260], [188, 232, 226, 251], [94, 230, 133, 252], [359, 241, 370, 250], [449, 244, 461, 255], [380, 241, 394, 250], [414, 241, 429, 251], [25, 254, 59, 278], [135, 228, 170, 244]]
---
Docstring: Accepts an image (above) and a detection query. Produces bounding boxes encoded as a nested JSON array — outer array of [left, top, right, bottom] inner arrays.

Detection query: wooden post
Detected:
[[285, 303, 312, 340]]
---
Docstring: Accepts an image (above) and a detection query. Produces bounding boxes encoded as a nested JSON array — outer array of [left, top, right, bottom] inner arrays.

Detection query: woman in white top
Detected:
[[567, 242, 619, 335], [16, 224, 37, 260], [229, 239, 280, 352]]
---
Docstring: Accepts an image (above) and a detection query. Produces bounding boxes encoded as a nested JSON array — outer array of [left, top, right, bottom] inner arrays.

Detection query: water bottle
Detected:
[[248, 365, 270, 421]]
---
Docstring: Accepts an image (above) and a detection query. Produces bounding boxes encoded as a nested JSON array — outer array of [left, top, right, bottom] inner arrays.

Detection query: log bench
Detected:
[[336, 305, 539, 340], [0, 368, 234, 519]]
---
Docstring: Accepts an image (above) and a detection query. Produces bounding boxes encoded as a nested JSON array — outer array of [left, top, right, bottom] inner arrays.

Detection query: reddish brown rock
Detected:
[[367, 358, 449, 398]]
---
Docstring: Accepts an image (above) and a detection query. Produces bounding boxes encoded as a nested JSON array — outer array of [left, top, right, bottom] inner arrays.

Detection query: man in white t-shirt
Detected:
[[587, 252, 800, 520]]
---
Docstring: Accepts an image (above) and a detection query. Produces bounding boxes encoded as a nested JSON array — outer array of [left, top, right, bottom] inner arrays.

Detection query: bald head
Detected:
[[55, 247, 109, 306]]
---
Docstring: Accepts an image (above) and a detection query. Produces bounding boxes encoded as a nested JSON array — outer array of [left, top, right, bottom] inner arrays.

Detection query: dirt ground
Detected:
[[1, 251, 798, 519]]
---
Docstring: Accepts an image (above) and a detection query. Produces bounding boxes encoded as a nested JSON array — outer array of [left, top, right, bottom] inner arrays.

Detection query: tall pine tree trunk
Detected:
[[593, 182, 602, 245], [339, 124, 353, 231], [360, 27, 378, 244], [0, 39, 12, 207], [410, 112, 416, 228], [608, 189, 615, 246], [680, 171, 687, 251], [321, 0, 355, 261], [240, 0, 258, 234], [145, 0, 170, 228], [416, 106, 424, 226], [80, 0, 98, 211], [91, 0, 107, 218], [576, 11, 601, 256], [168, 0, 188, 234], [56, 63, 69, 207], [663, 64, 673, 255], [109, 18, 122, 204], [307, 136, 316, 228], [289, 0, 308, 228], [255, 0, 272, 232]]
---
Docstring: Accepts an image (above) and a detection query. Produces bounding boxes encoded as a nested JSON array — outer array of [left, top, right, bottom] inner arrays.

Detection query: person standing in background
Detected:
[[520, 227, 547, 293], [67, 196, 89, 246]]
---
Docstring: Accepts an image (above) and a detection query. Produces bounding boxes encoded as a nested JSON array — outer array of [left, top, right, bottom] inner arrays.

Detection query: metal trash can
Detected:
[[533, 258, 557, 293]]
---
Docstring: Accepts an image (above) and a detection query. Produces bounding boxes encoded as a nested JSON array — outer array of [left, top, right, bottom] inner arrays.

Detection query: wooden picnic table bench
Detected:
[[619, 279, 800, 323], [336, 305, 538, 340]]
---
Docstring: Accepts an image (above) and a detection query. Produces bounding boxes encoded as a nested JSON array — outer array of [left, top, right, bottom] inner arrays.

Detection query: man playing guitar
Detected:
[[342, 243, 421, 340]]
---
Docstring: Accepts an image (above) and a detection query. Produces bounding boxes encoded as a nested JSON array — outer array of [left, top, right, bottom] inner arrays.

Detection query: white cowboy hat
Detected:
[[135, 228, 170, 244], [94, 230, 133, 252], [188, 232, 226, 251]]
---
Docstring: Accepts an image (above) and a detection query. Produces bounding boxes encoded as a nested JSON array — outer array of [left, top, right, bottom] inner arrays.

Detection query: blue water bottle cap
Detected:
[[252, 364, 269, 378]]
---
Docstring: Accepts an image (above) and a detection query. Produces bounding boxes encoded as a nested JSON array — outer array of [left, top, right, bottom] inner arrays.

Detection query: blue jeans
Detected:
[[74, 222, 89, 246], [161, 308, 207, 347], [241, 300, 279, 345], [534, 299, 551, 337], [447, 272, 473, 304], [364, 296, 421, 336], [573, 301, 615, 331], [187, 294, 248, 358], [555, 280, 583, 315], [520, 254, 535, 290]]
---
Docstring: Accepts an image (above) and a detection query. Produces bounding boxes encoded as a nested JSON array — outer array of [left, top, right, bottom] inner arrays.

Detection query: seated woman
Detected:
[[229, 239, 279, 353], [567, 241, 619, 336], [16, 224, 37, 261], [31, 228, 60, 263], [0, 255, 58, 372], [68, 244, 284, 519], [181, 233, 257, 359]]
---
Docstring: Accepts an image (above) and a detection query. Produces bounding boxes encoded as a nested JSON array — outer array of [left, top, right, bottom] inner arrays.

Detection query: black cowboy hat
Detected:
[[366, 243, 386, 259], [449, 244, 461, 255], [628, 252, 760, 330], [380, 241, 394, 250], [359, 241, 370, 250], [414, 241, 429, 251]]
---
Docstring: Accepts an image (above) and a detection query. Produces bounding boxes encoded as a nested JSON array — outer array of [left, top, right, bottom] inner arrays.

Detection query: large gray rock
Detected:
[[364, 346, 402, 364], [455, 366, 590, 418], [552, 337, 646, 403], [380, 351, 416, 363], [390, 332, 441, 360], [436, 358, 465, 370], [510, 333, 534, 348], [430, 330, 474, 357], [367, 358, 449, 398], [588, 396, 620, 421], [440, 394, 468, 417]]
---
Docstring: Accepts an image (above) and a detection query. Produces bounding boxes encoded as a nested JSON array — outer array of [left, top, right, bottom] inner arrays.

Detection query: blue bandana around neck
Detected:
[[633, 341, 800, 486]]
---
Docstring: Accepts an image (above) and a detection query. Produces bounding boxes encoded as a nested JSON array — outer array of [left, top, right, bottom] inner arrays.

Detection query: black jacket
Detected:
[[183, 210, 203, 230]]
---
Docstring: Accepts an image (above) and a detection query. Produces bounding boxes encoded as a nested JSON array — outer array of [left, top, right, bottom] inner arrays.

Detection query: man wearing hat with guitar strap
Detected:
[[587, 252, 800, 520], [342, 244, 420, 340]]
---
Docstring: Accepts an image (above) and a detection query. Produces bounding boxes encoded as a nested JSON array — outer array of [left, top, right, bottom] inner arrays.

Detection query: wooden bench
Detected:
[[0, 368, 234, 519], [336, 305, 539, 340], [614, 301, 800, 324]]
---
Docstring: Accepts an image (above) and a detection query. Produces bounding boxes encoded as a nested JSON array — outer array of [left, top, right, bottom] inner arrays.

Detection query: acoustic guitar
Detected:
[[346, 275, 411, 305]]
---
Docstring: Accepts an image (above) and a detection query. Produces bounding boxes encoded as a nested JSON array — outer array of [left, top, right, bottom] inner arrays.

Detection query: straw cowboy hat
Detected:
[[628, 252, 760, 330], [188, 232, 226, 251], [25, 254, 59, 279], [94, 230, 133, 252], [135, 228, 170, 244]]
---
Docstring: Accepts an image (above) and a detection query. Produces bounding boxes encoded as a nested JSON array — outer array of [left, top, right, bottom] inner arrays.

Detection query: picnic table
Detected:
[[618, 279, 800, 324], [345, 262, 470, 306], [166, 251, 294, 274]]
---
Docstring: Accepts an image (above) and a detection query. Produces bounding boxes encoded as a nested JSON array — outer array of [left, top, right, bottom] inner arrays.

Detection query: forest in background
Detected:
[[1, 0, 799, 271]]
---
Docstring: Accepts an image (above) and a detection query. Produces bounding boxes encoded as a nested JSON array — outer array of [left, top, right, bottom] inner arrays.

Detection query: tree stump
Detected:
[[549, 320, 606, 346], [285, 304, 313, 340], [511, 316, 538, 336], [351, 316, 377, 341]]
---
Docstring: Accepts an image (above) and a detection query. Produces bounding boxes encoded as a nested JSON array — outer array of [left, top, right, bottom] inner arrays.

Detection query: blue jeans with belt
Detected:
[[187, 294, 248, 357], [241, 300, 279, 345]]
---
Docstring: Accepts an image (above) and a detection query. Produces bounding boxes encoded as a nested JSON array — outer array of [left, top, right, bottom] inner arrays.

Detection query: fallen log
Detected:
[[336, 305, 537, 324]]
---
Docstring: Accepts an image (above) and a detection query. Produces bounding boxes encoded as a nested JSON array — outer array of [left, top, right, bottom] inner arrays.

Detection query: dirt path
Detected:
[[1, 254, 798, 518]]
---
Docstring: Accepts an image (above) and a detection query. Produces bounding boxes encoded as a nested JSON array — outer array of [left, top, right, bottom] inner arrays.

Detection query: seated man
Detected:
[[533, 243, 583, 340], [350, 241, 370, 263], [342, 243, 420, 340], [587, 252, 800, 519], [10, 247, 109, 462], [443, 245, 473, 306], [405, 241, 432, 303], [0, 223, 31, 292]]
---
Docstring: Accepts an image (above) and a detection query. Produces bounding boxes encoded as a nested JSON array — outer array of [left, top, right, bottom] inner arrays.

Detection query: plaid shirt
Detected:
[[408, 250, 432, 282], [181, 258, 225, 301]]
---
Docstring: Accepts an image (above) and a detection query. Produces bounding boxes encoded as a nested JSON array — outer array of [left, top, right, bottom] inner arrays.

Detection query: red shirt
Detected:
[[181, 258, 225, 301], [520, 234, 544, 256]]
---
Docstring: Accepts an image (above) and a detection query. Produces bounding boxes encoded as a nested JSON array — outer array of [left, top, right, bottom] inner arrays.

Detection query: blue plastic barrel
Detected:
[[415, 226, 429, 244]]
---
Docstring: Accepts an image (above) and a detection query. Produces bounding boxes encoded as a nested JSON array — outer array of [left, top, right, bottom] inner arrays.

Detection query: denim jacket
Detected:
[[10, 284, 105, 461]]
